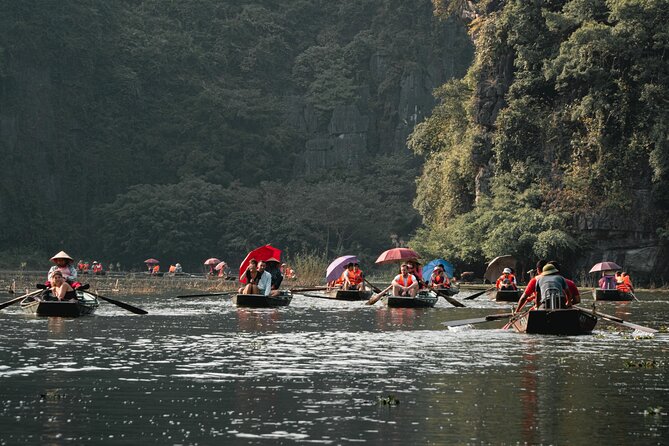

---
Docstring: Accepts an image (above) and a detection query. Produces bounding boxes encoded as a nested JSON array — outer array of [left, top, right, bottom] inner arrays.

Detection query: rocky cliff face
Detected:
[[293, 23, 473, 175]]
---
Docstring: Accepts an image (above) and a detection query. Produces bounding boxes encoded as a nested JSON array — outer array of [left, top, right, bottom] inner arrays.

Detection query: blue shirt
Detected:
[[258, 271, 272, 296]]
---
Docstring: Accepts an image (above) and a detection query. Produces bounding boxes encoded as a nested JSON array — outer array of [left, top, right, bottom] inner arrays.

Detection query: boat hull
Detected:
[[324, 289, 372, 301], [494, 289, 521, 302], [434, 285, 460, 297], [20, 291, 99, 317], [592, 289, 633, 301], [233, 292, 292, 307], [511, 308, 597, 335], [384, 293, 438, 308]]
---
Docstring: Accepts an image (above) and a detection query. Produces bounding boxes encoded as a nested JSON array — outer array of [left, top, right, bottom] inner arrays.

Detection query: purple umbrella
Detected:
[[589, 261, 622, 273], [326, 255, 358, 283]]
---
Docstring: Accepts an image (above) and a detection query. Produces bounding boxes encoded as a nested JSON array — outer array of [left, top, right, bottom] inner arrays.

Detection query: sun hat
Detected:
[[266, 257, 280, 263], [503, 267, 512, 274], [50, 251, 73, 263], [542, 264, 559, 275]]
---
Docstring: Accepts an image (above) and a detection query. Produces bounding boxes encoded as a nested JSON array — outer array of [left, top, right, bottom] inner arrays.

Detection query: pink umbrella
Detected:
[[214, 261, 227, 271], [326, 255, 358, 283], [375, 248, 420, 265], [589, 261, 621, 273], [203, 257, 221, 266], [144, 258, 159, 264]]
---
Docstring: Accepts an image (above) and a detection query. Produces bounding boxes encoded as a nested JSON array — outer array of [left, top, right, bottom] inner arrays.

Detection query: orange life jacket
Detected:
[[496, 273, 516, 289], [348, 269, 363, 285], [395, 273, 414, 287]]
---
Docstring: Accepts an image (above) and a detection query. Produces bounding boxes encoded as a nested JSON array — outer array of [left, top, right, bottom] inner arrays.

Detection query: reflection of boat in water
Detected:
[[493, 289, 521, 302], [592, 289, 633, 301], [510, 308, 597, 335], [233, 291, 292, 308], [324, 289, 372, 301], [384, 291, 438, 308], [20, 291, 99, 317]]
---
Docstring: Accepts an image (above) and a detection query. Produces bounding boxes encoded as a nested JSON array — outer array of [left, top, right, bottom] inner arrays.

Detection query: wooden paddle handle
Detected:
[[366, 284, 393, 305]]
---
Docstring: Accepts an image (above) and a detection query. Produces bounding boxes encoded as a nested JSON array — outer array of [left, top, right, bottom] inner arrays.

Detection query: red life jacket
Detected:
[[348, 269, 363, 285]]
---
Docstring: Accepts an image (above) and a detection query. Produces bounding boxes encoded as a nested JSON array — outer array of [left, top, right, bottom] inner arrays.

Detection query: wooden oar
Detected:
[[629, 291, 640, 302], [442, 312, 514, 327], [88, 291, 148, 315], [434, 289, 466, 307], [366, 285, 393, 305], [176, 291, 236, 299], [464, 287, 495, 300], [0, 289, 42, 310], [364, 278, 382, 293], [575, 306, 657, 333], [289, 286, 328, 293]]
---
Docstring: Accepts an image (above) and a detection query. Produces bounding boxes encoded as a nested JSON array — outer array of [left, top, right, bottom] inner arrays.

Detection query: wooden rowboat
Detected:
[[384, 291, 438, 308], [233, 291, 292, 308], [20, 291, 99, 317], [510, 308, 597, 335], [324, 289, 372, 301], [493, 289, 521, 302], [434, 284, 460, 297], [592, 289, 634, 301]]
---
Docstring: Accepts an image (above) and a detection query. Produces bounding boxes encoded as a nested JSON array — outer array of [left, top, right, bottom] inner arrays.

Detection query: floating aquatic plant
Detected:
[[377, 395, 400, 406], [624, 359, 659, 368], [643, 406, 663, 416]]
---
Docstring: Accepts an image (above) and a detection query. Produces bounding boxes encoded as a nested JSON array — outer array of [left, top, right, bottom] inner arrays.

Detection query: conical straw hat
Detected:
[[50, 251, 73, 263]]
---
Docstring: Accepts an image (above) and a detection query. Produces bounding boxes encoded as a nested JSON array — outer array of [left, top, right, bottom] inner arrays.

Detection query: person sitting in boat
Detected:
[[617, 272, 634, 293], [47, 271, 78, 301], [239, 259, 262, 294], [175, 263, 183, 274], [598, 271, 616, 290], [265, 257, 284, 291], [77, 259, 85, 272], [256, 260, 277, 296], [282, 263, 296, 280], [406, 261, 425, 288], [92, 261, 104, 275], [217, 262, 227, 278], [546, 260, 580, 305], [168, 264, 177, 274], [495, 268, 517, 291], [429, 266, 450, 290], [515, 260, 547, 311], [151, 264, 160, 275], [516, 263, 570, 312], [47, 251, 78, 284], [392, 264, 419, 297], [342, 263, 365, 291]]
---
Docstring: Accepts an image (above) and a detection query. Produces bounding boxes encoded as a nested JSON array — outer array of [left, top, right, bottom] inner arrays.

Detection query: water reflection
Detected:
[[0, 293, 667, 444]]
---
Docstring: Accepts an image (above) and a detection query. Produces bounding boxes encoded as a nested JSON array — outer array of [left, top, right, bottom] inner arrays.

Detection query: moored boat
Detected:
[[493, 289, 521, 302], [592, 289, 633, 301], [510, 308, 597, 335], [20, 291, 99, 317], [384, 291, 438, 308], [324, 289, 372, 301], [233, 291, 292, 308]]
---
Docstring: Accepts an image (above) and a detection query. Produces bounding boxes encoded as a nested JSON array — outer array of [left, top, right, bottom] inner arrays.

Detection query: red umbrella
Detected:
[[144, 258, 160, 264], [239, 244, 282, 283], [203, 257, 221, 265], [375, 248, 420, 265], [589, 261, 621, 273]]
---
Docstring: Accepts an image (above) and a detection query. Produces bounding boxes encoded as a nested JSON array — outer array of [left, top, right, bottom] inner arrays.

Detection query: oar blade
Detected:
[[92, 292, 148, 315], [464, 288, 493, 300], [575, 306, 657, 334], [442, 312, 514, 328], [0, 289, 41, 310]]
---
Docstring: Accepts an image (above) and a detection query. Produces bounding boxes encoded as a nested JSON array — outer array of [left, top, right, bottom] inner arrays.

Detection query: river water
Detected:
[[0, 290, 667, 445]]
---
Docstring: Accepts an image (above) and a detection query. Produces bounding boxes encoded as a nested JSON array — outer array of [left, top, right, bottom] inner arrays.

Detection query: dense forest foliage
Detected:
[[410, 0, 669, 278], [0, 0, 472, 269]]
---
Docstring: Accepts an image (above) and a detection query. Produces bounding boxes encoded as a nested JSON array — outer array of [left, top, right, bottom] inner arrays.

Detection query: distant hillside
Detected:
[[0, 1, 472, 268]]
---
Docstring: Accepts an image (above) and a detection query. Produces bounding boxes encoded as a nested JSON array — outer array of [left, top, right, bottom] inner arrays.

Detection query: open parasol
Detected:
[[239, 244, 282, 283], [326, 255, 358, 283], [483, 255, 517, 283], [589, 261, 621, 273], [375, 248, 420, 265]]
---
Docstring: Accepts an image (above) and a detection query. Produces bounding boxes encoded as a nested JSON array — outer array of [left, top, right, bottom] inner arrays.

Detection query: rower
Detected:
[[47, 251, 78, 284], [515, 260, 546, 312], [496, 268, 517, 290], [406, 261, 425, 288], [392, 264, 418, 297], [265, 257, 284, 292], [516, 263, 570, 312]]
